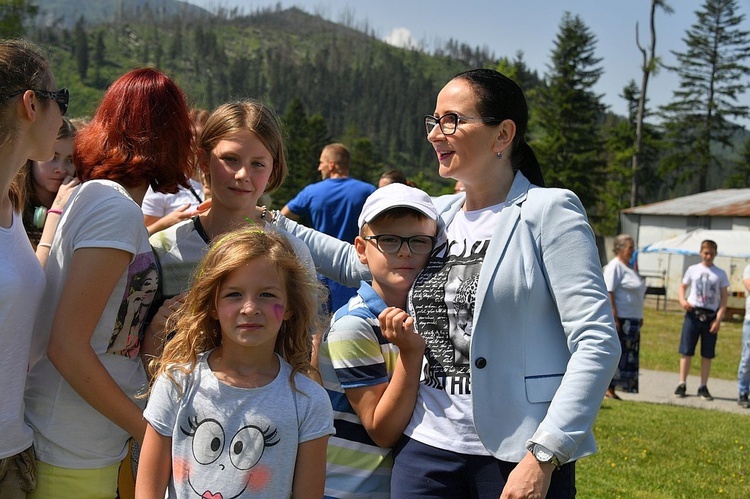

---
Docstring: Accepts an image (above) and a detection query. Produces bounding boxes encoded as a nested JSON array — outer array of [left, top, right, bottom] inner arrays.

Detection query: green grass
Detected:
[[576, 301, 748, 497], [640, 302, 743, 379], [579, 401, 748, 497]]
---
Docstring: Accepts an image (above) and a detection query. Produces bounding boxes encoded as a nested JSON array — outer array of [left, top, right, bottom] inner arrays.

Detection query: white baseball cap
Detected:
[[358, 183, 438, 229]]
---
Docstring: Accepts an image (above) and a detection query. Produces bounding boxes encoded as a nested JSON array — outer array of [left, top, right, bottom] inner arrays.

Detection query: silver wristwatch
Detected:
[[529, 443, 561, 469]]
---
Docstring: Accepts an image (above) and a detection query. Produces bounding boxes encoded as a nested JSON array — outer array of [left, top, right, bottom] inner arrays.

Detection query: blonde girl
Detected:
[[136, 228, 333, 499]]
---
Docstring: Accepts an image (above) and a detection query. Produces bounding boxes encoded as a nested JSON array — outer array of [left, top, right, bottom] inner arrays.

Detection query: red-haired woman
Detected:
[[24, 68, 193, 498]]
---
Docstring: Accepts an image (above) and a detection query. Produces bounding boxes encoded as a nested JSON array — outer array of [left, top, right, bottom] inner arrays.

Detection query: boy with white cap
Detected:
[[319, 183, 438, 498]]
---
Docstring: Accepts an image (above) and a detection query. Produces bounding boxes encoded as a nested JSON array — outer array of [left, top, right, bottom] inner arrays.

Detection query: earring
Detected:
[[497, 152, 503, 160]]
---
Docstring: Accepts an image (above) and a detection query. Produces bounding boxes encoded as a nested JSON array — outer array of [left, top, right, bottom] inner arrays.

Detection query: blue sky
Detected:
[[189, 0, 749, 127]]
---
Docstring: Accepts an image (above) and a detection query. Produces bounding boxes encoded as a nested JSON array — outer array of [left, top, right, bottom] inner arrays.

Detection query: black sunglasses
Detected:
[[3, 88, 69, 116]]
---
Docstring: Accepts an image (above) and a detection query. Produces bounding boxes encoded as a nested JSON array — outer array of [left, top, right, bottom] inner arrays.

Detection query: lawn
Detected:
[[579, 401, 748, 497], [576, 301, 748, 498], [639, 301, 743, 380]]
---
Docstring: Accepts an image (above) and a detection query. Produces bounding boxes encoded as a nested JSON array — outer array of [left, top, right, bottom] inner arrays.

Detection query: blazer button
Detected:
[[475, 357, 487, 369]]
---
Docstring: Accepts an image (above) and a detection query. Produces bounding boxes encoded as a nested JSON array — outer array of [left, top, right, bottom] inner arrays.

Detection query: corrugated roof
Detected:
[[622, 189, 750, 216]]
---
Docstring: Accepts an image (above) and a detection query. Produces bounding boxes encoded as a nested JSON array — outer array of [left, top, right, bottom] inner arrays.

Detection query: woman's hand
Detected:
[[500, 452, 554, 499]]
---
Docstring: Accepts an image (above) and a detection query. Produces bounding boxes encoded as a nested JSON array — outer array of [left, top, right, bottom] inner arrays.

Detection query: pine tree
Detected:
[[660, 0, 750, 193], [74, 16, 89, 81], [533, 12, 606, 215], [94, 29, 105, 66], [0, 0, 38, 37], [92, 29, 105, 88], [726, 136, 750, 187], [275, 104, 335, 208]]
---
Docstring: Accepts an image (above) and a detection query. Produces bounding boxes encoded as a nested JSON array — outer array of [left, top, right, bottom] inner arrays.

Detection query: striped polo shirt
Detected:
[[319, 282, 400, 499]]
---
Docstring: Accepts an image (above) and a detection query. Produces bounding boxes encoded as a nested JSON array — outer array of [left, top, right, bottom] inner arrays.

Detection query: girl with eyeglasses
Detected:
[[0, 38, 64, 498], [267, 68, 620, 498], [23, 68, 194, 498]]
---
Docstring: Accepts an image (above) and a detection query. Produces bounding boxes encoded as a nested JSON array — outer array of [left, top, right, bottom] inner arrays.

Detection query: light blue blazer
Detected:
[[277, 172, 619, 464]]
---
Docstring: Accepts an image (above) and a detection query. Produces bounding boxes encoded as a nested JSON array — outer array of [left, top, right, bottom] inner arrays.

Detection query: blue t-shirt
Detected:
[[287, 177, 375, 310], [286, 177, 375, 243]]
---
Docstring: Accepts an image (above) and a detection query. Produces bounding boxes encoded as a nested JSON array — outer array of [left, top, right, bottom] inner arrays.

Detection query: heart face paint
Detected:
[[272, 303, 285, 322]]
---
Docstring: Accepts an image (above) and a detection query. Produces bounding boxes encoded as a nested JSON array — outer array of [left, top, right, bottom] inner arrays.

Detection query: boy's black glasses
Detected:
[[3, 88, 69, 116], [364, 234, 436, 255], [424, 113, 499, 136]]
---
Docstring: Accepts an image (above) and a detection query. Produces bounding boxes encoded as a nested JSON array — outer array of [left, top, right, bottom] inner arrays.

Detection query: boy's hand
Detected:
[[710, 318, 721, 334], [378, 307, 425, 355]]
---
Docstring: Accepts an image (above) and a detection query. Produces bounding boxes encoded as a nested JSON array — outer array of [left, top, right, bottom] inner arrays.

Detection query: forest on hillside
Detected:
[[3, 0, 749, 235]]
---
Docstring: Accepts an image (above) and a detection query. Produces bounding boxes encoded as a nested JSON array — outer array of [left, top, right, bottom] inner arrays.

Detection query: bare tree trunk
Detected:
[[631, 0, 659, 208], [632, 1, 672, 207]]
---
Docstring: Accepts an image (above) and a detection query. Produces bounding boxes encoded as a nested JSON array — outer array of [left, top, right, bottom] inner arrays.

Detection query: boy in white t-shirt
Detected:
[[674, 239, 729, 401]]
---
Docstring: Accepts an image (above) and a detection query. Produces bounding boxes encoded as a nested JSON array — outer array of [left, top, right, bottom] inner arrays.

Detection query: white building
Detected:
[[620, 189, 750, 314]]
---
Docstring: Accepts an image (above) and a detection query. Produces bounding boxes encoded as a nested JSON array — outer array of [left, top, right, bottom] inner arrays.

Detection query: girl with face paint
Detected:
[[137, 228, 333, 499]]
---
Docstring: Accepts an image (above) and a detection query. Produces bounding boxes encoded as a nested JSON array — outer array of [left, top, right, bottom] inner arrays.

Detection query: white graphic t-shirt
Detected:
[[145, 352, 334, 499], [682, 263, 729, 312], [406, 202, 504, 455], [25, 180, 153, 468]]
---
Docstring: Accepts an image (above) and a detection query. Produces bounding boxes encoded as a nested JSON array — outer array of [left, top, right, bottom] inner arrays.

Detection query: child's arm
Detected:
[[678, 282, 691, 310], [291, 435, 329, 499], [711, 286, 729, 334], [34, 176, 79, 267], [47, 247, 148, 443], [344, 307, 425, 449], [135, 424, 172, 498]]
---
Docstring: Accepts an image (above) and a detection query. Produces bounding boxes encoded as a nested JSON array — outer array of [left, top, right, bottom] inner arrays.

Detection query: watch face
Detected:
[[535, 446, 553, 462]]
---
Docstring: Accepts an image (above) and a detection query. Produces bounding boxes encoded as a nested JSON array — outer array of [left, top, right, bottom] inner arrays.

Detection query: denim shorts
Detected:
[[678, 310, 718, 358]]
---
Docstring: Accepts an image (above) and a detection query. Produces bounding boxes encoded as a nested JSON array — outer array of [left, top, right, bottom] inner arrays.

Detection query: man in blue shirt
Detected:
[[281, 143, 375, 311]]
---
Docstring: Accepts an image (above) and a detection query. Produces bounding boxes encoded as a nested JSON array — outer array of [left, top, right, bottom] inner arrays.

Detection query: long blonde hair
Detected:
[[149, 227, 325, 395]]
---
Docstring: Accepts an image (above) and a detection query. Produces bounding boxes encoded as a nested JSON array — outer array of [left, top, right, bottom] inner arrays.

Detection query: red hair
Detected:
[[74, 68, 193, 193]]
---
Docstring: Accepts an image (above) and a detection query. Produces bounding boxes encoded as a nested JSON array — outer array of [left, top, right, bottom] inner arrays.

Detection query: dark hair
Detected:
[[74, 68, 193, 194], [379, 169, 408, 185], [452, 68, 544, 186], [701, 239, 717, 252]]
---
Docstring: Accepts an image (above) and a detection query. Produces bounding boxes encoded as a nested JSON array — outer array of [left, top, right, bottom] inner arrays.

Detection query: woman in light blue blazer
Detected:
[[268, 69, 619, 498]]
